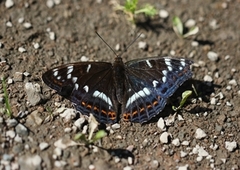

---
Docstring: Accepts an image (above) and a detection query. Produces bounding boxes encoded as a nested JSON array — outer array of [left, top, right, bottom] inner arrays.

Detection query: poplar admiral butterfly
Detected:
[[42, 39, 193, 124]]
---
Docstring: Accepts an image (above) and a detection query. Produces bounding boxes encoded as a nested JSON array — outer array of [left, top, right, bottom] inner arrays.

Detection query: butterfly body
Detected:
[[42, 56, 193, 124]]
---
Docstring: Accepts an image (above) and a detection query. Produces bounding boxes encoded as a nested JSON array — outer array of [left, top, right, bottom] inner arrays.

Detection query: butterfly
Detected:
[[42, 53, 193, 124]]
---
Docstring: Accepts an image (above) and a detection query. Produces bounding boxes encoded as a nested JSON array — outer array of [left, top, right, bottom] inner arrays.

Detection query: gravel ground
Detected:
[[0, 0, 239, 170]]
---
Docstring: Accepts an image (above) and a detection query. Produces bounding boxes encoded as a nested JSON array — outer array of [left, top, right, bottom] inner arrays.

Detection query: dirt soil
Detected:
[[0, 0, 240, 170]]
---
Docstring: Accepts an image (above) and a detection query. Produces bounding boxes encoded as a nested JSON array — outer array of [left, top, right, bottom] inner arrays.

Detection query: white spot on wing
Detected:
[[53, 68, 58, 72], [75, 83, 79, 90], [162, 70, 167, 76], [72, 77, 77, 83], [152, 80, 159, 88], [57, 76, 61, 80], [83, 85, 89, 93], [180, 59, 186, 67], [162, 76, 166, 83], [67, 74, 71, 79], [126, 87, 151, 108], [53, 71, 58, 76], [168, 66, 173, 71], [67, 66, 74, 74], [93, 90, 113, 107], [86, 64, 91, 73], [179, 66, 183, 70], [146, 60, 152, 68]]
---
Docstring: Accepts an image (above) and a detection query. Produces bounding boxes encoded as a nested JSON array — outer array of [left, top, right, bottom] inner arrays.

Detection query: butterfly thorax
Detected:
[[113, 57, 126, 104]]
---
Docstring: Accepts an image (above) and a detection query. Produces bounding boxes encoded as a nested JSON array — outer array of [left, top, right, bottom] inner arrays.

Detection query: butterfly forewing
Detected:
[[122, 57, 193, 123], [42, 62, 119, 124]]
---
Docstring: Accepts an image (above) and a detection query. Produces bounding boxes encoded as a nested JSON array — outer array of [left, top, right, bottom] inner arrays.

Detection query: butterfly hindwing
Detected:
[[122, 57, 193, 123], [42, 62, 118, 123]]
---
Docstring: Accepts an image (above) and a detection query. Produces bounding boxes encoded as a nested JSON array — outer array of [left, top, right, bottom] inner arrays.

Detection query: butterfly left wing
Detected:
[[42, 62, 119, 124], [122, 57, 193, 123]]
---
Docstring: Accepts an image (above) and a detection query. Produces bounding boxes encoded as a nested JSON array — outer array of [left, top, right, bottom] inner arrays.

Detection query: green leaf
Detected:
[[172, 16, 183, 36], [135, 4, 157, 16], [1, 77, 12, 117], [124, 0, 138, 13], [172, 90, 192, 111], [183, 26, 199, 38], [92, 130, 107, 143]]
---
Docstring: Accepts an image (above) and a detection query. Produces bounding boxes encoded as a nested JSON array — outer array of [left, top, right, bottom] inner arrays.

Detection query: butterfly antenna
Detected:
[[95, 31, 118, 57]]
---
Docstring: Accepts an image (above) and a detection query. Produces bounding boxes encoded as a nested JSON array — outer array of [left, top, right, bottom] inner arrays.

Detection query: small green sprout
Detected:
[[114, 0, 157, 23], [1, 77, 12, 117], [172, 90, 192, 111], [172, 16, 199, 38]]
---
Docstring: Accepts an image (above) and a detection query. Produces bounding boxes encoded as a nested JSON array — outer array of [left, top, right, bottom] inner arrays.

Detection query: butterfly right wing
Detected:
[[42, 62, 119, 124]]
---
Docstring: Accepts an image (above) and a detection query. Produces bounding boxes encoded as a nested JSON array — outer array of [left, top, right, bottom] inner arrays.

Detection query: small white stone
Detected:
[[198, 147, 209, 157], [209, 144, 218, 150], [39, 142, 49, 151], [33, 42, 40, 49], [6, 21, 13, 27], [23, 22, 32, 29], [195, 128, 207, 139], [123, 166, 132, 170], [18, 17, 24, 23], [159, 9, 169, 18], [54, 0, 61, 5], [165, 114, 176, 126], [115, 43, 120, 51], [221, 158, 226, 163], [225, 141, 237, 152], [46, 0, 55, 8], [59, 108, 76, 121], [207, 51, 218, 61], [5, 0, 14, 8], [180, 151, 188, 157], [54, 160, 67, 167], [7, 78, 13, 84], [54, 147, 62, 157], [177, 164, 189, 170], [6, 130, 16, 138], [177, 114, 184, 121], [138, 41, 147, 50], [74, 117, 85, 129], [210, 97, 216, 105], [209, 19, 219, 30], [196, 156, 203, 162], [170, 50, 175, 56], [185, 19, 196, 28], [23, 72, 30, 77], [64, 127, 71, 133], [128, 157, 133, 165], [229, 79, 237, 86], [226, 101, 232, 107], [191, 41, 199, 47], [114, 156, 120, 163], [181, 141, 190, 146], [49, 31, 56, 40], [224, 55, 230, 60], [160, 132, 171, 144], [204, 75, 213, 82], [18, 47, 26, 53], [111, 123, 120, 130], [157, 117, 166, 131], [172, 138, 180, 146], [80, 56, 89, 61]]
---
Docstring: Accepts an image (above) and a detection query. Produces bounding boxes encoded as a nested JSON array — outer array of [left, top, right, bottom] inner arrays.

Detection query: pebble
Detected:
[[226, 101, 232, 107], [15, 123, 28, 136], [203, 75, 213, 82], [7, 78, 13, 84], [54, 147, 62, 157], [178, 164, 189, 170], [159, 9, 169, 18], [195, 128, 207, 139], [128, 157, 133, 165], [207, 51, 218, 61], [228, 79, 237, 86], [6, 130, 16, 138], [181, 141, 190, 146], [185, 19, 196, 28], [123, 166, 132, 170], [80, 56, 89, 61], [54, 160, 67, 167], [114, 156, 120, 163], [59, 108, 76, 121], [160, 132, 171, 144], [6, 119, 18, 127], [25, 82, 42, 106], [172, 138, 180, 146], [18, 47, 27, 53], [226, 85, 231, 90], [14, 72, 23, 82], [6, 21, 13, 27], [115, 43, 120, 51], [39, 142, 49, 151], [138, 41, 148, 50], [54, 137, 78, 149], [150, 160, 159, 168], [64, 127, 72, 133], [18, 17, 24, 23], [33, 42, 40, 49], [180, 151, 188, 157], [111, 123, 120, 130], [5, 0, 14, 8], [49, 31, 56, 40], [210, 97, 216, 105], [19, 155, 42, 170], [74, 117, 85, 129], [178, 115, 184, 121], [46, 0, 55, 8], [157, 117, 166, 131], [165, 114, 175, 126], [209, 19, 219, 30], [191, 41, 199, 47], [23, 22, 32, 29], [225, 141, 237, 152]]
